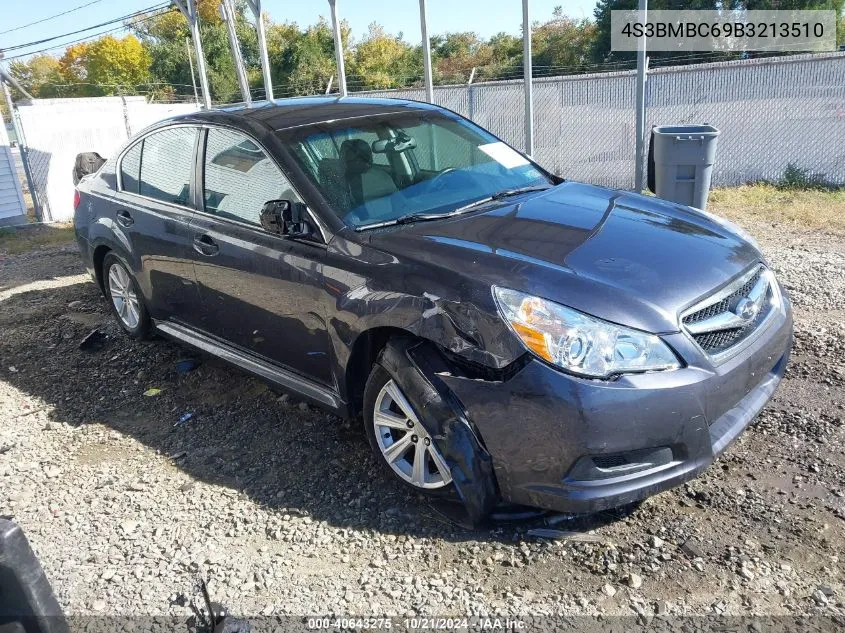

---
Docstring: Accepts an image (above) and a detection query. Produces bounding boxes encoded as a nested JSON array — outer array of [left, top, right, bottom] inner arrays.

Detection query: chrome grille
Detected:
[[682, 266, 775, 359], [684, 268, 762, 326]]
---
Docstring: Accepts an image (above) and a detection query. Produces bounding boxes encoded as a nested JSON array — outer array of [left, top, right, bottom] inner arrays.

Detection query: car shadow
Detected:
[[0, 267, 636, 543]]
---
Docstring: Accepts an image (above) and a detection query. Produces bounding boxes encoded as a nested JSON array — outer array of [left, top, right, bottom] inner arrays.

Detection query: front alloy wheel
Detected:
[[372, 379, 452, 490]]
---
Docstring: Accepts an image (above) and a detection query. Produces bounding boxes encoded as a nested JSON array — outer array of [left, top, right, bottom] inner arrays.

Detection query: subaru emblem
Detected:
[[734, 297, 759, 322]]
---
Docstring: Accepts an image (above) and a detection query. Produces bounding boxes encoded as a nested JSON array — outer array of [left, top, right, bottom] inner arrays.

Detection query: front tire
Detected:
[[103, 252, 150, 339], [364, 363, 454, 496]]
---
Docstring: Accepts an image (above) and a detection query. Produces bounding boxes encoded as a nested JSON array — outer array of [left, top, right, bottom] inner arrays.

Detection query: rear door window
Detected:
[[138, 127, 197, 206]]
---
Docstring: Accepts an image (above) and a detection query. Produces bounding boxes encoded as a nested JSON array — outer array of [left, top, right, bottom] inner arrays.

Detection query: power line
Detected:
[[2, 7, 178, 61], [2, 2, 170, 53], [0, 0, 107, 36]]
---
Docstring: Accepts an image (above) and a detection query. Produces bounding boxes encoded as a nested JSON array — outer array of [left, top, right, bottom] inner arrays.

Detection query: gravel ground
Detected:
[[0, 220, 843, 621]]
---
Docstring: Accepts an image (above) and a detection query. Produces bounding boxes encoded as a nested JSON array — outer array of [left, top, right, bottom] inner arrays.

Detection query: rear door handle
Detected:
[[193, 234, 219, 256], [115, 210, 134, 227]]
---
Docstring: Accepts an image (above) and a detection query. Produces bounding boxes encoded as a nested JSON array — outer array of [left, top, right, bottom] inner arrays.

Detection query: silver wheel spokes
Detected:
[[108, 263, 140, 329], [373, 379, 452, 490]]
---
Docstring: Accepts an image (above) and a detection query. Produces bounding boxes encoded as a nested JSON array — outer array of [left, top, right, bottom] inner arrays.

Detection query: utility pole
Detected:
[[245, 0, 274, 102], [522, 0, 534, 157], [173, 0, 211, 109], [328, 0, 347, 97], [419, 0, 433, 104], [634, 0, 648, 192], [220, 0, 252, 106], [185, 38, 200, 107]]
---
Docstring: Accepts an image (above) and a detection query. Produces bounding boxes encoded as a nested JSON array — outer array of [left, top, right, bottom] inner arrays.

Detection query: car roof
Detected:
[[165, 96, 442, 132]]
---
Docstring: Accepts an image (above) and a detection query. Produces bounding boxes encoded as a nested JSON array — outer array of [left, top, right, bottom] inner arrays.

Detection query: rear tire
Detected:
[[103, 252, 151, 339], [364, 362, 455, 497]]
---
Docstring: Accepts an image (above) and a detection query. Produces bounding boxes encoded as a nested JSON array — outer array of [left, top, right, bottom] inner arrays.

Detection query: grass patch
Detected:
[[0, 223, 76, 255], [709, 184, 845, 235]]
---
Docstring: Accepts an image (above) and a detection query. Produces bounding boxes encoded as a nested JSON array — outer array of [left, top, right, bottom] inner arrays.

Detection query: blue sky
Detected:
[[2, 0, 599, 59]]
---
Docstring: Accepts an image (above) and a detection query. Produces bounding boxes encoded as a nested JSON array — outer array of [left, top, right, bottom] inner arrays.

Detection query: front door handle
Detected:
[[193, 234, 220, 256], [115, 210, 134, 227]]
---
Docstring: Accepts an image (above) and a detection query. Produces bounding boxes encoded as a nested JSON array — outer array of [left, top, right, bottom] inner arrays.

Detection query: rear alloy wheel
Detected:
[[370, 376, 452, 491], [103, 253, 150, 339], [108, 263, 140, 329]]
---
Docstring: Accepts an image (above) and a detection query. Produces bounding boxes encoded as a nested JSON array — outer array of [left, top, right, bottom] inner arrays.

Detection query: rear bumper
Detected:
[[74, 231, 96, 282], [439, 296, 793, 514]]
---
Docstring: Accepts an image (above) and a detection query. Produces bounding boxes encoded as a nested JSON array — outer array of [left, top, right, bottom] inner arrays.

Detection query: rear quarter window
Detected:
[[119, 142, 142, 194]]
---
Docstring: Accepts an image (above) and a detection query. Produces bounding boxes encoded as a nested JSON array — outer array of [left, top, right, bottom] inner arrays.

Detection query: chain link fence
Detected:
[[355, 52, 845, 191], [646, 52, 845, 187], [9, 52, 844, 222]]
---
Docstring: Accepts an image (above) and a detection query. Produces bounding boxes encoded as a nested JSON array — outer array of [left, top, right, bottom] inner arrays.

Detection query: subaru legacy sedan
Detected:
[[73, 97, 792, 522]]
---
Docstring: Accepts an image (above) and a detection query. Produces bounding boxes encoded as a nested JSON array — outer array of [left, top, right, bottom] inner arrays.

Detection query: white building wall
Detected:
[[15, 97, 199, 221]]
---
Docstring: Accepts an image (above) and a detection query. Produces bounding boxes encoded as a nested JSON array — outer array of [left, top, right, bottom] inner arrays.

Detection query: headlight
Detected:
[[493, 287, 680, 379]]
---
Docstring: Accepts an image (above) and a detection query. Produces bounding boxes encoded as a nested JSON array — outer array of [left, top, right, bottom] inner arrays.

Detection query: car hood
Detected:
[[365, 181, 762, 334]]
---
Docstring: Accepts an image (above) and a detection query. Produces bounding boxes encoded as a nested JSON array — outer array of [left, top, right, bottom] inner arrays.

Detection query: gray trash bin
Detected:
[[649, 124, 720, 210]]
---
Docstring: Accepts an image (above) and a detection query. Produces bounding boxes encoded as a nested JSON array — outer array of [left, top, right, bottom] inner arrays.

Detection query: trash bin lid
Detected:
[[653, 124, 720, 137]]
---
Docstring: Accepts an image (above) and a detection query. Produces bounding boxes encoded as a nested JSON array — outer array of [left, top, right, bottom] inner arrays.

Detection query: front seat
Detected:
[[340, 139, 398, 220]]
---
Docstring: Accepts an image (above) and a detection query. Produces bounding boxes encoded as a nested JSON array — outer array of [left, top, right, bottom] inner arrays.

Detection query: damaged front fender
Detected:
[[378, 339, 499, 525]]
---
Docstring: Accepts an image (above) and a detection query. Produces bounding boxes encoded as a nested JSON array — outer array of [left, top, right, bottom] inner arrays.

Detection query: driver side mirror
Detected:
[[260, 199, 312, 238]]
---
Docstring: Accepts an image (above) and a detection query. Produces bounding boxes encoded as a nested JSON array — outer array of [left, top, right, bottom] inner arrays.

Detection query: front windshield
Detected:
[[279, 111, 551, 228]]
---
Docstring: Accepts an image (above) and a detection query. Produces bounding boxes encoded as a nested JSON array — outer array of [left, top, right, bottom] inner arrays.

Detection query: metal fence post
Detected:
[[120, 96, 132, 137], [186, 38, 200, 107], [467, 68, 476, 121], [174, 0, 212, 109], [245, 0, 274, 102], [328, 0, 347, 97], [522, 0, 534, 157], [419, 0, 434, 104], [220, 0, 252, 106], [634, 0, 648, 192], [1, 79, 43, 221]]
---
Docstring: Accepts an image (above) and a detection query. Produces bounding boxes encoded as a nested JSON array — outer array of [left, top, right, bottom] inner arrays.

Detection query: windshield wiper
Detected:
[[354, 185, 553, 232], [354, 196, 496, 231], [490, 184, 553, 199]]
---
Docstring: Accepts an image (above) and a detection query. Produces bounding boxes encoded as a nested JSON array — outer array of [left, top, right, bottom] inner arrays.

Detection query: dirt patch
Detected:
[[0, 213, 842, 619]]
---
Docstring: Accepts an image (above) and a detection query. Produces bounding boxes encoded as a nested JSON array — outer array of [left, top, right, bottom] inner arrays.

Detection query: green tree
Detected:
[[432, 32, 492, 83], [350, 23, 417, 89], [131, 3, 240, 102], [533, 10, 598, 72], [8, 55, 64, 98], [85, 35, 151, 94], [486, 32, 522, 78], [266, 18, 345, 95]]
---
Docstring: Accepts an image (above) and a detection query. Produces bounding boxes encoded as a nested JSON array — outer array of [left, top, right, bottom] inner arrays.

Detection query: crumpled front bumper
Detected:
[[437, 295, 793, 514]]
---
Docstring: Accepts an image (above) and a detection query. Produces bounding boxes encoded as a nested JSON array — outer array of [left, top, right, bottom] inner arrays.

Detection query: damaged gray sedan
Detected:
[[73, 97, 793, 523]]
